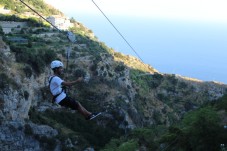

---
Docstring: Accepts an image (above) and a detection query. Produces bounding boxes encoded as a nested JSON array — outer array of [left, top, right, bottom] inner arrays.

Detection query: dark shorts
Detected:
[[58, 96, 79, 110]]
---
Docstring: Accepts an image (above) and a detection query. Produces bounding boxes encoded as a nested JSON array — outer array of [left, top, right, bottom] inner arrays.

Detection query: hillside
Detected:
[[0, 0, 227, 150]]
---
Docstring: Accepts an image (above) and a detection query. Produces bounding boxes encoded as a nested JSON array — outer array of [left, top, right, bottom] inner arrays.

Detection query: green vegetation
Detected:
[[0, 0, 15, 10], [10, 44, 57, 74], [101, 126, 166, 151], [0, 0, 61, 15], [0, 73, 19, 89], [160, 106, 223, 151], [130, 69, 150, 95], [214, 94, 227, 111], [0, 14, 48, 27], [100, 95, 227, 151], [97, 137, 139, 151], [0, 13, 58, 75], [29, 108, 124, 151], [130, 69, 163, 95], [70, 26, 112, 56]]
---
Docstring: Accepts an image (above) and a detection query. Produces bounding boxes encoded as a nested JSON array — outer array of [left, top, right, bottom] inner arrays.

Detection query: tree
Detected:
[[70, 17, 76, 23], [182, 107, 222, 151], [160, 106, 224, 151]]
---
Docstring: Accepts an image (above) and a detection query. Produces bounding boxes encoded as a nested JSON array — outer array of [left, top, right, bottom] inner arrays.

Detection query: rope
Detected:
[[91, 0, 144, 63]]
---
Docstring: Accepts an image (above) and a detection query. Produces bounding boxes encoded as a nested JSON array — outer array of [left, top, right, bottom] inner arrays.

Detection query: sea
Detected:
[[68, 13, 227, 84]]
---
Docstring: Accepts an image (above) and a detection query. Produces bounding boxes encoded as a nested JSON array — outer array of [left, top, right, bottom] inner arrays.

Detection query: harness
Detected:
[[49, 76, 64, 103]]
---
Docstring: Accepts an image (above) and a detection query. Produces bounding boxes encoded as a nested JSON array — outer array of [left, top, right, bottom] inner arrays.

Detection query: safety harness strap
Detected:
[[49, 76, 63, 103]]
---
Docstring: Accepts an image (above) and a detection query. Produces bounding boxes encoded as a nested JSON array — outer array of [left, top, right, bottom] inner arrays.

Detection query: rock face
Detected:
[[71, 50, 227, 128], [1, 36, 227, 124], [0, 58, 46, 121], [0, 121, 58, 151], [0, 38, 57, 150]]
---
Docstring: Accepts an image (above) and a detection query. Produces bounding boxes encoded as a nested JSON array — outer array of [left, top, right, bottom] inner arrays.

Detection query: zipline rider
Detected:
[[49, 60, 101, 120]]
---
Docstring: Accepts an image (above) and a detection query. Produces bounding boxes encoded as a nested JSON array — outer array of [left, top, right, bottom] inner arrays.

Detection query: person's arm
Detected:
[[62, 77, 83, 86]]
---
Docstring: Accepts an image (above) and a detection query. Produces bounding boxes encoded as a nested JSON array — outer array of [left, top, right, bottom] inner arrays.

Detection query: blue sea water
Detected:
[[69, 14, 227, 84]]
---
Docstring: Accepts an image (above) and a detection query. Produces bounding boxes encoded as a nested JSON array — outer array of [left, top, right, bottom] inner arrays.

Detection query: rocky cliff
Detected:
[[1, 33, 227, 150]]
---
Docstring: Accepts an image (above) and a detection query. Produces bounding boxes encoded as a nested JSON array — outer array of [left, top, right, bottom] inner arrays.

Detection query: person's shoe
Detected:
[[86, 112, 101, 120]]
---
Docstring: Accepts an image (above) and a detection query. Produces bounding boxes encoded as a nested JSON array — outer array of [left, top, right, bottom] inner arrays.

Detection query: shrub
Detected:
[[0, 73, 18, 90], [73, 69, 86, 78], [115, 64, 125, 72], [24, 124, 33, 136], [166, 74, 178, 85], [149, 74, 163, 88], [24, 90, 29, 100], [101, 139, 139, 151], [161, 106, 223, 151], [23, 65, 33, 78], [130, 128, 158, 150], [37, 135, 57, 150], [114, 52, 125, 60], [214, 94, 227, 111], [117, 140, 138, 151], [10, 45, 57, 74]]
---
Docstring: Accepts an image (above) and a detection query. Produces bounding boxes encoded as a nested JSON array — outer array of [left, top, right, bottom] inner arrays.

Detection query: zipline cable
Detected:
[[20, 0, 146, 68], [20, 0, 153, 75], [19, 0, 78, 77], [19, 0, 79, 94], [91, 0, 144, 63], [19, 0, 82, 48]]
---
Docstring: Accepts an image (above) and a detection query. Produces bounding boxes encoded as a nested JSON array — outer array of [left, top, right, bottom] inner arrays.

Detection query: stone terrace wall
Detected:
[[0, 21, 28, 34]]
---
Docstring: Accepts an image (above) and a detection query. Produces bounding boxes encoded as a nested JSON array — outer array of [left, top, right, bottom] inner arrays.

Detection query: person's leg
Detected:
[[76, 101, 92, 118], [59, 97, 92, 118], [76, 103, 101, 120]]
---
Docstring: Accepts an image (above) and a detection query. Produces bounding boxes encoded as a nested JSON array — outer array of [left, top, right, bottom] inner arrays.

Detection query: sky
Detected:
[[44, 0, 227, 84], [45, 0, 227, 23]]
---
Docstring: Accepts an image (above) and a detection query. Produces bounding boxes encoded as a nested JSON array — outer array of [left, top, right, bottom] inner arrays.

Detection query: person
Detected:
[[49, 60, 101, 120]]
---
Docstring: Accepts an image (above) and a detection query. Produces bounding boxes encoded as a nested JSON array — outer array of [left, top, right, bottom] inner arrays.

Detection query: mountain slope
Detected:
[[0, 0, 227, 150]]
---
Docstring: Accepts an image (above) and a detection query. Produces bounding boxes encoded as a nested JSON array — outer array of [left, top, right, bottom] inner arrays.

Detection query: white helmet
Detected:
[[50, 60, 64, 69]]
